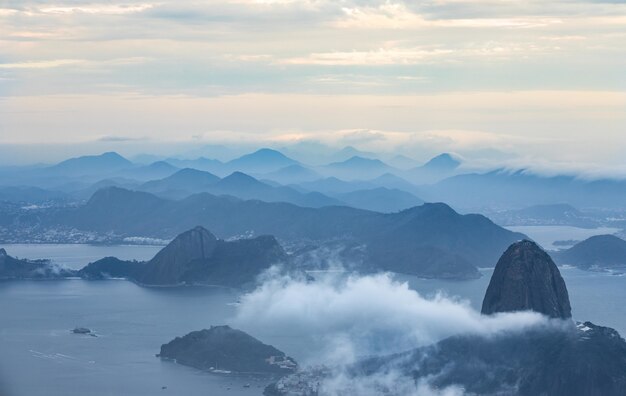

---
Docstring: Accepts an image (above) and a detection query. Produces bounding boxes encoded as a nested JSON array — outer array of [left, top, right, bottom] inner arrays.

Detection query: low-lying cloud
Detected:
[[234, 269, 549, 366]]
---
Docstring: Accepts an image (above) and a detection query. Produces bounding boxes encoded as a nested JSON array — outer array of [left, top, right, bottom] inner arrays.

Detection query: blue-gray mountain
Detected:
[[554, 234, 626, 270], [138, 169, 342, 208], [57, 187, 525, 279], [427, 169, 626, 210], [79, 226, 287, 286]]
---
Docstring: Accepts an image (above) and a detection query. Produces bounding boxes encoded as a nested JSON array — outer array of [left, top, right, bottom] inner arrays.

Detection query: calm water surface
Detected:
[[1, 244, 625, 396], [506, 225, 621, 250]]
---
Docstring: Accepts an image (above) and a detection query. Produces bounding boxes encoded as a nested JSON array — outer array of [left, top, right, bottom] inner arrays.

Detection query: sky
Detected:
[[0, 0, 625, 168]]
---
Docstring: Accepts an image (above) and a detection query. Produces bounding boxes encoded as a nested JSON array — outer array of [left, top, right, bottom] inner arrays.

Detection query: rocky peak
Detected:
[[481, 240, 572, 319], [160, 226, 218, 260], [0, 248, 6, 257], [139, 226, 218, 285]]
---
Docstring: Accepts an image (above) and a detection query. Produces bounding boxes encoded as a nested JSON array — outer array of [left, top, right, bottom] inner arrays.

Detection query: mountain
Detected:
[[490, 203, 598, 228], [138, 226, 287, 286], [140, 168, 220, 196], [210, 172, 342, 208], [269, 241, 626, 396], [421, 153, 461, 171], [426, 169, 626, 211], [385, 155, 420, 169], [0, 186, 68, 204], [59, 188, 525, 279], [73, 178, 141, 200], [77, 226, 287, 286], [481, 240, 571, 319], [330, 146, 378, 162], [78, 257, 144, 280], [119, 161, 179, 181], [48, 152, 133, 176], [159, 325, 297, 374], [163, 157, 224, 174], [262, 165, 321, 184], [554, 235, 626, 270], [0, 248, 74, 279], [225, 148, 298, 174], [368, 173, 420, 194], [296, 177, 377, 195], [137, 170, 342, 207], [405, 153, 461, 184], [334, 187, 424, 213], [323, 156, 395, 180]]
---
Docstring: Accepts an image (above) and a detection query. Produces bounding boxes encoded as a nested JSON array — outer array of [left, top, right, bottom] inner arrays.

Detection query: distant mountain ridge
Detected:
[[427, 168, 626, 210], [137, 168, 342, 207], [57, 187, 525, 279]]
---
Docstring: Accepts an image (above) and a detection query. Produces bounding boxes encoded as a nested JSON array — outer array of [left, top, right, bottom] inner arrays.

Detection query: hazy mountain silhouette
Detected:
[[225, 148, 299, 174], [137, 169, 342, 207], [0, 186, 68, 204], [262, 164, 321, 184], [323, 156, 395, 180], [119, 161, 179, 181], [334, 187, 424, 213], [47, 152, 133, 176], [296, 177, 377, 195], [140, 168, 220, 196], [405, 153, 461, 184], [427, 169, 626, 210], [554, 235, 626, 270]]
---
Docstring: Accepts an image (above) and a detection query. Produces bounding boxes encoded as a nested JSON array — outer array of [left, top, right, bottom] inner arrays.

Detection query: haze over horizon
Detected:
[[0, 0, 625, 171]]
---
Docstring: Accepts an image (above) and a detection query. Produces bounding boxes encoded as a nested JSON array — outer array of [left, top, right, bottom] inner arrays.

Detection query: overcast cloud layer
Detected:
[[0, 0, 624, 167]]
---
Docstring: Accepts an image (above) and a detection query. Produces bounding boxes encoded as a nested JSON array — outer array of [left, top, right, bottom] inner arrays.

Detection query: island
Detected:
[[158, 325, 297, 374]]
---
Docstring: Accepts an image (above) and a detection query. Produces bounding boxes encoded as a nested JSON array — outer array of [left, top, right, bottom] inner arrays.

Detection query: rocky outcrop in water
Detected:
[[76, 226, 287, 287], [137, 226, 287, 286], [159, 325, 297, 374], [481, 240, 571, 319]]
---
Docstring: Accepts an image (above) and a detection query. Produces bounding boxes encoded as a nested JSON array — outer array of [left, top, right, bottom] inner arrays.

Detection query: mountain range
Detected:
[[54, 187, 525, 279]]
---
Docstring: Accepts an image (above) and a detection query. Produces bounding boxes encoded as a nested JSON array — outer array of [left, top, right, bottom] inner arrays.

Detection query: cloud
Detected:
[[281, 47, 453, 66], [0, 59, 87, 69], [0, 57, 150, 70], [234, 270, 550, 365], [336, 3, 563, 30], [36, 4, 154, 15]]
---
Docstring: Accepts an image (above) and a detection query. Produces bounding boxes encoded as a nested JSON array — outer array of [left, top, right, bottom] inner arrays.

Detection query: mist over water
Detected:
[[234, 269, 550, 366]]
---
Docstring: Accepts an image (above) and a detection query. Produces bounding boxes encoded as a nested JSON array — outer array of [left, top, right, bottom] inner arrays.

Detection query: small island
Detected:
[[158, 325, 297, 374]]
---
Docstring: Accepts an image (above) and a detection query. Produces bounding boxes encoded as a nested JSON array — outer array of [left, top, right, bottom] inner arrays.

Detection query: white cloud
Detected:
[[234, 270, 553, 365], [282, 47, 454, 66], [0, 59, 87, 69], [0, 57, 150, 70], [336, 3, 562, 29], [37, 3, 154, 15]]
